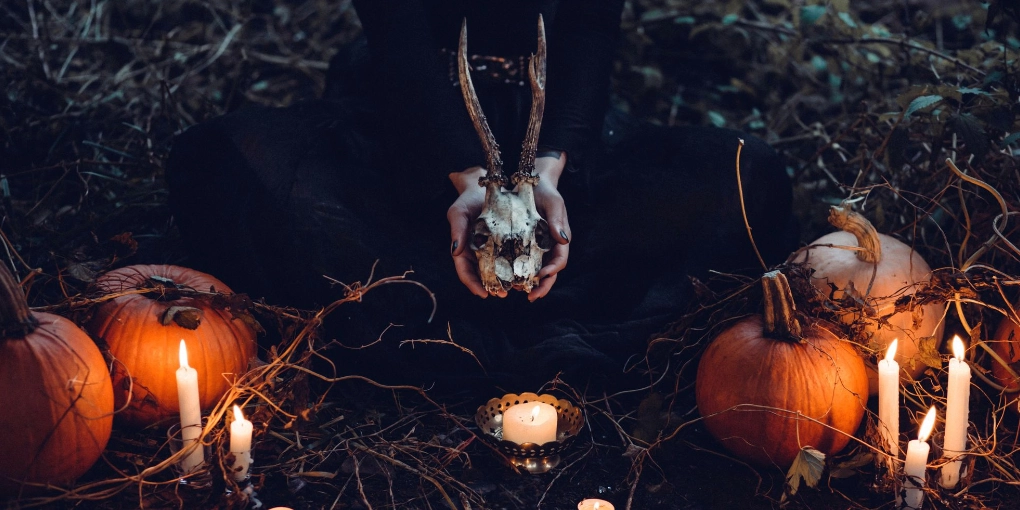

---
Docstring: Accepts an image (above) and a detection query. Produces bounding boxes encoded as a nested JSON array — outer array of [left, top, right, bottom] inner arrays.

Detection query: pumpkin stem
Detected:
[[828, 205, 882, 264], [762, 270, 803, 342], [0, 263, 38, 338]]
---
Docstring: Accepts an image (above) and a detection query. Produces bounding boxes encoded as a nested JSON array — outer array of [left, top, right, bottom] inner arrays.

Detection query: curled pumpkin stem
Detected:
[[762, 270, 803, 341], [828, 205, 882, 264], [0, 263, 38, 338]]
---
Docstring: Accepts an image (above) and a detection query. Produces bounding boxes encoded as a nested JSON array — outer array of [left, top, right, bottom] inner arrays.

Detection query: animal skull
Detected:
[[471, 176, 553, 294], [458, 16, 552, 294]]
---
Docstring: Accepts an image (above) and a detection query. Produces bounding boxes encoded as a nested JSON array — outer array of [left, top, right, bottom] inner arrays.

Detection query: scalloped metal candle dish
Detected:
[[474, 392, 584, 474]]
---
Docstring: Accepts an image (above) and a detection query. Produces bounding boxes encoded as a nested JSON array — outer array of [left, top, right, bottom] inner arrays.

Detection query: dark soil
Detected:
[[2, 0, 1020, 508]]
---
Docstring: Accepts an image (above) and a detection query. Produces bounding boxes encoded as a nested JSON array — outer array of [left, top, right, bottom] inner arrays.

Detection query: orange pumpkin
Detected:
[[991, 303, 1020, 393], [789, 206, 945, 393], [87, 265, 257, 427], [0, 265, 113, 495], [696, 270, 869, 468]]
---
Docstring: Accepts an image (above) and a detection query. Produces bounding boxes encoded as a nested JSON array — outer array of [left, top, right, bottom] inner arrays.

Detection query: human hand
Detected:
[[448, 166, 497, 298], [447, 153, 570, 300], [529, 151, 570, 301]]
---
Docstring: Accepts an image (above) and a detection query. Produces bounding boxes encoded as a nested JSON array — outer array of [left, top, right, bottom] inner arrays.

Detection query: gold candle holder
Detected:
[[474, 392, 584, 474]]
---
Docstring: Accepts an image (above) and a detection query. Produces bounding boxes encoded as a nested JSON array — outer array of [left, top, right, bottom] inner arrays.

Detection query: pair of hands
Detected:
[[447, 154, 571, 301]]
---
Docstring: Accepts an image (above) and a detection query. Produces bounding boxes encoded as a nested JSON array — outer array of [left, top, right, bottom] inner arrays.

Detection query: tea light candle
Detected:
[[503, 402, 557, 445], [941, 335, 971, 488], [578, 499, 614, 510], [230, 405, 254, 481], [176, 340, 204, 473], [902, 407, 936, 509], [878, 339, 900, 468]]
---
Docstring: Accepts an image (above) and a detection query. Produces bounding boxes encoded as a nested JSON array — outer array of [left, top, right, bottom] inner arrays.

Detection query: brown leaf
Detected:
[[917, 335, 942, 369], [107, 232, 138, 258], [67, 261, 99, 283], [632, 392, 666, 443], [161, 306, 203, 329], [830, 452, 873, 479]]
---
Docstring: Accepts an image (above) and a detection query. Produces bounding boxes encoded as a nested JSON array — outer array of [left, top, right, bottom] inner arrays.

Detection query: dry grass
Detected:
[[2, 0, 1020, 508]]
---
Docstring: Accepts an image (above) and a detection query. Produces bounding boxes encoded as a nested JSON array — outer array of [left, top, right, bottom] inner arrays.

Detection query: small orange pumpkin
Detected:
[[0, 264, 113, 495], [696, 270, 869, 468], [991, 303, 1020, 393], [87, 265, 257, 427]]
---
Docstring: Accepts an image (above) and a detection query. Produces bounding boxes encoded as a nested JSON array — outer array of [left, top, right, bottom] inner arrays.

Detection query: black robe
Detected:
[[166, 1, 795, 390]]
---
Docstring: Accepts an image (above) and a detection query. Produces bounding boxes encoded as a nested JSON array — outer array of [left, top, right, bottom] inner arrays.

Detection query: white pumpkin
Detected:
[[789, 206, 945, 393]]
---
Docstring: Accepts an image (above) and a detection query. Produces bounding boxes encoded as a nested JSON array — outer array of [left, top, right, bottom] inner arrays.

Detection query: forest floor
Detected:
[[2, 0, 1020, 508]]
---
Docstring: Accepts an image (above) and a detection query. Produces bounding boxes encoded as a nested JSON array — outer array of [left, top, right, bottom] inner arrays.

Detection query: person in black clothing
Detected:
[[167, 1, 795, 389]]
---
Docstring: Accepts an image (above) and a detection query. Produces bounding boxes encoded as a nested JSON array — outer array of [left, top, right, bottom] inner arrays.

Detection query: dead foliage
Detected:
[[2, 0, 1020, 508]]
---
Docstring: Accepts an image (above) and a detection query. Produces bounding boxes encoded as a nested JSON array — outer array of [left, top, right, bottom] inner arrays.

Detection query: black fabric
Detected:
[[166, 2, 795, 391], [167, 101, 793, 390], [350, 0, 624, 175]]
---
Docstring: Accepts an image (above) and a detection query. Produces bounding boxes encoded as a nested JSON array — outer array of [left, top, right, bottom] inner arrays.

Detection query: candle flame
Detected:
[[918, 406, 937, 442], [885, 339, 898, 362], [531, 404, 541, 422], [233, 404, 245, 422], [952, 335, 965, 360], [594, 503, 600, 510], [179, 340, 189, 369]]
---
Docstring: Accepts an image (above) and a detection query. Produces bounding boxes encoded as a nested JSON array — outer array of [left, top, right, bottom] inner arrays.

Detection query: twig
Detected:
[[734, 138, 767, 270], [948, 159, 1014, 271], [822, 37, 986, 76], [351, 443, 459, 510]]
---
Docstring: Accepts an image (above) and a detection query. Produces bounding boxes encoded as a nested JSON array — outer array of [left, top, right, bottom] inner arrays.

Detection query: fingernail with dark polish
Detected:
[[451, 240, 458, 254], [559, 230, 569, 242]]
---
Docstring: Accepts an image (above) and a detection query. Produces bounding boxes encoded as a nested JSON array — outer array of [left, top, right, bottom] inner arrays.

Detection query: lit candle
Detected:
[[502, 402, 557, 445], [176, 340, 204, 473], [878, 339, 900, 470], [902, 407, 936, 509], [578, 499, 614, 510], [229, 405, 254, 482], [941, 335, 971, 488]]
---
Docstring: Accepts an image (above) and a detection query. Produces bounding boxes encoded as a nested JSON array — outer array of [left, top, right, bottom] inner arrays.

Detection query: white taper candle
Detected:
[[941, 335, 971, 488], [902, 407, 936, 509], [878, 339, 900, 470], [229, 404, 254, 482], [176, 340, 204, 473]]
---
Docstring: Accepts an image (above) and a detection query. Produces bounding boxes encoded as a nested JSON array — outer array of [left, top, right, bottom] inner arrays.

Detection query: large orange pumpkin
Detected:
[[87, 265, 257, 427], [789, 206, 945, 393], [0, 264, 113, 495], [696, 270, 869, 468]]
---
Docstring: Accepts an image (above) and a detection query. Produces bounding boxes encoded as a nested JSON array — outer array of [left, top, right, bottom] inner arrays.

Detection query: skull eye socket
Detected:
[[470, 219, 491, 251], [535, 219, 553, 250]]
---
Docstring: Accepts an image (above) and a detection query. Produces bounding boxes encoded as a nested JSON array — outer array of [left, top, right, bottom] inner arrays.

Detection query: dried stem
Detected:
[[0, 262, 38, 338], [761, 270, 802, 341], [828, 205, 882, 264], [735, 138, 767, 271]]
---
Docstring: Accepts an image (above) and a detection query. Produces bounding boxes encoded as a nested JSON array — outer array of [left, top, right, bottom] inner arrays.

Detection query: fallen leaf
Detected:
[[917, 335, 942, 369], [782, 446, 825, 504], [161, 306, 203, 329], [830, 452, 873, 478]]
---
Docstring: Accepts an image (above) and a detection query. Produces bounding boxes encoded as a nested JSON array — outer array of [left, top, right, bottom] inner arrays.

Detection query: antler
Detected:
[[513, 15, 546, 186], [458, 19, 505, 188]]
